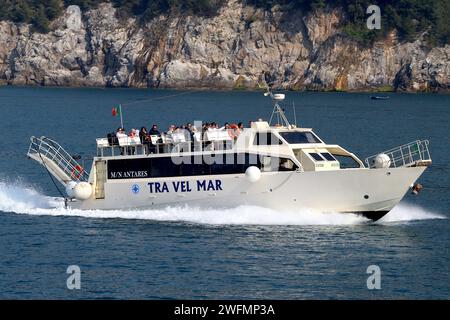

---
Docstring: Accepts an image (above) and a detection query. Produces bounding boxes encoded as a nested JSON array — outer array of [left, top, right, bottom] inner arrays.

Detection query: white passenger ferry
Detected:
[[27, 89, 431, 221]]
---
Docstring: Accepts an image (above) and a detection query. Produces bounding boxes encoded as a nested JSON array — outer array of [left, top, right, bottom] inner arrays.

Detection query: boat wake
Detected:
[[0, 181, 445, 226]]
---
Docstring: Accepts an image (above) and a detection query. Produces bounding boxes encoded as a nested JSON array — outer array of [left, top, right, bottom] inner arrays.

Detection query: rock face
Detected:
[[0, 1, 448, 91]]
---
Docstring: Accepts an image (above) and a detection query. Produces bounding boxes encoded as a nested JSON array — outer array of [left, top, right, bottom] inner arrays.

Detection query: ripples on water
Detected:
[[0, 178, 448, 299]]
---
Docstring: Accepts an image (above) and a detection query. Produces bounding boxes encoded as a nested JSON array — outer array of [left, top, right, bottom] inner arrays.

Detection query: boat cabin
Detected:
[[94, 119, 364, 175]]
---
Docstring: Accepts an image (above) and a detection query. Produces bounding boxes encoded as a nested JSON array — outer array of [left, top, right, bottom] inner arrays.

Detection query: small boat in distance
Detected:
[[371, 95, 390, 100], [27, 87, 431, 222]]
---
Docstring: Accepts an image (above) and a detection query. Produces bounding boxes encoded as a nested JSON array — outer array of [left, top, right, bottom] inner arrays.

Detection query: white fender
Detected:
[[73, 182, 92, 200], [245, 166, 261, 183], [372, 153, 391, 169]]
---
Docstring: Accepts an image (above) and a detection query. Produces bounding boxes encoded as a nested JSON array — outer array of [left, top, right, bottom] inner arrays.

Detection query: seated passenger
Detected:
[[115, 127, 127, 155], [116, 127, 127, 138], [186, 123, 196, 140], [128, 128, 139, 137], [149, 124, 160, 136], [219, 122, 230, 130], [167, 125, 176, 135], [140, 126, 152, 145], [187, 123, 197, 133]]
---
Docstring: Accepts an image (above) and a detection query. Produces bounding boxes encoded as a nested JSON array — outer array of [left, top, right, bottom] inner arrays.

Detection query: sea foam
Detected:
[[0, 180, 445, 226]]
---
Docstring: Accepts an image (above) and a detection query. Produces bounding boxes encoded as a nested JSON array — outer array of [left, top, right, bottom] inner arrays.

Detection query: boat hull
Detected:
[[68, 166, 427, 222]]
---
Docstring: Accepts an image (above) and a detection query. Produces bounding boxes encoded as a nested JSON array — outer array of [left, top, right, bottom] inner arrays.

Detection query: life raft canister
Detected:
[[71, 165, 84, 180]]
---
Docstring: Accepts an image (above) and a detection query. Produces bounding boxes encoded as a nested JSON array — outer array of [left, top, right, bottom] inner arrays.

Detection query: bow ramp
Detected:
[[27, 136, 89, 186]]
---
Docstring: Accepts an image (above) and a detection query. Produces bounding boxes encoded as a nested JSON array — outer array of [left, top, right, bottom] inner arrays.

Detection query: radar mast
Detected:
[[259, 76, 291, 127]]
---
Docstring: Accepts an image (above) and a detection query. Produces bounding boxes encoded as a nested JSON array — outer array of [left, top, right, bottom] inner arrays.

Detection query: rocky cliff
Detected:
[[0, 1, 448, 91]]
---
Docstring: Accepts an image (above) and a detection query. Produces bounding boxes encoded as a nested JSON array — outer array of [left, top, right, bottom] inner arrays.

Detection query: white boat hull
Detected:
[[68, 166, 426, 221]]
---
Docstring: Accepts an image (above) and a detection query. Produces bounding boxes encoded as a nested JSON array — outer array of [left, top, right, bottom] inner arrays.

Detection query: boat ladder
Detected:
[[365, 140, 432, 168], [27, 136, 89, 185]]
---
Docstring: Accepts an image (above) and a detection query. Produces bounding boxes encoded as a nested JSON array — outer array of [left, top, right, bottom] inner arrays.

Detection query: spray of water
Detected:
[[0, 180, 445, 226], [377, 203, 445, 223]]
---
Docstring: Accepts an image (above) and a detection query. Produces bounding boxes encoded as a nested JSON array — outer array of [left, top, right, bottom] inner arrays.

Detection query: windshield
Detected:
[[279, 131, 322, 144]]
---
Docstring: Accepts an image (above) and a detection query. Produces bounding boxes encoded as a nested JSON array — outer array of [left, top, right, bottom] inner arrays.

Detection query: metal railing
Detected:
[[27, 136, 89, 182], [96, 138, 235, 157], [365, 140, 431, 168]]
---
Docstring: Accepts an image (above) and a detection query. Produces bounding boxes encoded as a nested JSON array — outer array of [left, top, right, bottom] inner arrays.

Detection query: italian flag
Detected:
[[112, 105, 121, 117]]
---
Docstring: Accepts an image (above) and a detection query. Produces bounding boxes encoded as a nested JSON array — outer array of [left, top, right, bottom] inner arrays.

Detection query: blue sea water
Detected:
[[0, 86, 448, 299]]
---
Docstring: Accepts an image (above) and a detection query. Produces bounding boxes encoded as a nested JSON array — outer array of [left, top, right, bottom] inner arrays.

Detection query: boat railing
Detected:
[[365, 140, 431, 168], [96, 134, 235, 157], [27, 136, 89, 182]]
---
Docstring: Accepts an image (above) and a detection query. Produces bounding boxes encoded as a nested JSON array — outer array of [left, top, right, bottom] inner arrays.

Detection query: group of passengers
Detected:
[[114, 122, 245, 153]]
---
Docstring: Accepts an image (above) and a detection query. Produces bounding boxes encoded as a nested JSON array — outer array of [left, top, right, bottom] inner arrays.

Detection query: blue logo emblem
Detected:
[[131, 184, 140, 194]]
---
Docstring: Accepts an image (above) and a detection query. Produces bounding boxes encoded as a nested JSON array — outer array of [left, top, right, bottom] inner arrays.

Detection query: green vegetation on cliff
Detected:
[[111, 0, 223, 21], [247, 0, 449, 46], [0, 0, 65, 32], [0, 0, 448, 46]]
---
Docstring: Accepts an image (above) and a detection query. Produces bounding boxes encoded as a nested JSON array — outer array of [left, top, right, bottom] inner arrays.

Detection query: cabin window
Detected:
[[107, 153, 298, 179], [331, 154, 361, 169], [151, 157, 182, 177], [261, 156, 273, 172], [321, 152, 336, 161], [279, 158, 296, 171], [309, 153, 324, 161], [254, 133, 283, 145], [279, 132, 321, 144], [177, 153, 298, 176]]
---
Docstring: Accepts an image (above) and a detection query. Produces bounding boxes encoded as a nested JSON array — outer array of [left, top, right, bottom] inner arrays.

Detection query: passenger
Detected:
[[233, 122, 243, 138], [139, 126, 149, 143], [185, 123, 197, 149], [116, 127, 127, 138], [227, 123, 237, 141], [188, 123, 198, 133], [167, 125, 176, 135], [219, 122, 230, 130], [201, 123, 209, 140], [140, 127, 151, 154], [149, 124, 160, 136], [115, 127, 127, 155], [147, 124, 161, 154], [182, 124, 191, 141], [128, 128, 139, 137]]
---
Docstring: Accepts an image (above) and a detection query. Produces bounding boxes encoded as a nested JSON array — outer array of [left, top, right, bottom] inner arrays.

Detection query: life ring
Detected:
[[228, 129, 236, 139], [71, 165, 84, 179]]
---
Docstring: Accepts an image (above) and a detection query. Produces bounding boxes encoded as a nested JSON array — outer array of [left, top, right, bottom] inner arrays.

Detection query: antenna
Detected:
[[259, 75, 290, 127], [292, 101, 297, 127]]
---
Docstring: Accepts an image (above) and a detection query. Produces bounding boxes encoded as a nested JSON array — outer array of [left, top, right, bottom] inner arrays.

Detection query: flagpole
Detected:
[[119, 104, 124, 129]]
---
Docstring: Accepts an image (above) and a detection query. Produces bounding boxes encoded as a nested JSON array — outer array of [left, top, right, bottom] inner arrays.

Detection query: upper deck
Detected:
[[94, 120, 366, 173]]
